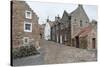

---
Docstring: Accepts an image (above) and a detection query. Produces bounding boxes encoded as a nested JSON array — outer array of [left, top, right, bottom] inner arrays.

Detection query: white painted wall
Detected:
[[60, 35, 62, 44], [57, 34, 59, 43], [44, 22, 51, 40]]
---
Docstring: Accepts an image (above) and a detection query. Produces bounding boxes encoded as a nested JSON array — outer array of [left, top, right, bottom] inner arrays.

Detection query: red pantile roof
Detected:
[[77, 25, 92, 37]]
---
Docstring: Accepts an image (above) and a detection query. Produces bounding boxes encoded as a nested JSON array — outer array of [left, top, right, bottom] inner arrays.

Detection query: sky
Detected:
[[26, 1, 98, 24]]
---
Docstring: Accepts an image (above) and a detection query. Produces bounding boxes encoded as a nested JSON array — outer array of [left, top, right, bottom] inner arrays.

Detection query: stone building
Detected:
[[75, 20, 97, 49], [39, 24, 46, 39], [50, 4, 97, 50], [11, 1, 40, 49], [60, 11, 71, 45], [50, 11, 71, 45], [70, 5, 97, 49], [70, 5, 89, 48]]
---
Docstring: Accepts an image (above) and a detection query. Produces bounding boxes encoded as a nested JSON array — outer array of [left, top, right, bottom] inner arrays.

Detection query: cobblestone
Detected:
[[40, 40, 97, 64], [13, 40, 97, 66]]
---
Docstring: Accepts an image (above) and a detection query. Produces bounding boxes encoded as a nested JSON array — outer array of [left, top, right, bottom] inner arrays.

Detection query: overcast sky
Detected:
[[26, 1, 98, 24]]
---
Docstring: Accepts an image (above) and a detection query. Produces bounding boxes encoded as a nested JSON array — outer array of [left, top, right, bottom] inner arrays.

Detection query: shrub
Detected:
[[12, 45, 39, 59]]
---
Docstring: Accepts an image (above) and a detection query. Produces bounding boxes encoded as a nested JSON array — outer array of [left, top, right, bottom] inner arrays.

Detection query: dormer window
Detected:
[[25, 10, 32, 19]]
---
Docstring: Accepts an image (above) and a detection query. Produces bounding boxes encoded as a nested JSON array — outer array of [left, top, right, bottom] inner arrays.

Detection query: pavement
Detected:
[[13, 48, 45, 66], [13, 39, 97, 66]]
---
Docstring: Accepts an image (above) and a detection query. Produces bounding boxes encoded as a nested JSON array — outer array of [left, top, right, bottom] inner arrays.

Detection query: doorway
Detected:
[[92, 38, 96, 49], [75, 36, 79, 48], [72, 39, 75, 47]]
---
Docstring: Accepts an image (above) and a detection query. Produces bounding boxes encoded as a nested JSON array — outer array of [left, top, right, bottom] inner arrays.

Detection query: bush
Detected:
[[12, 48, 20, 59], [12, 45, 40, 59]]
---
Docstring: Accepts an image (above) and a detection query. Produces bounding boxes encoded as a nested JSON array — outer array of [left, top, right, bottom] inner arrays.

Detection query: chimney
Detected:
[[78, 4, 83, 8], [55, 14, 60, 21], [47, 16, 49, 22]]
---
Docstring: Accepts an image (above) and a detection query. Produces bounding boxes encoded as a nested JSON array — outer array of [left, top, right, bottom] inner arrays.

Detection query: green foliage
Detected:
[[80, 37, 87, 49], [12, 45, 40, 59]]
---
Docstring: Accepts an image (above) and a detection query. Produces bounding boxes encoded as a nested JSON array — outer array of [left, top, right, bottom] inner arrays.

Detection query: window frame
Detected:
[[24, 21, 32, 32], [25, 10, 32, 19]]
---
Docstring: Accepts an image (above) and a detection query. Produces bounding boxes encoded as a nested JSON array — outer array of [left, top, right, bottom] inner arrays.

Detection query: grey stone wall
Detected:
[[71, 5, 89, 38]]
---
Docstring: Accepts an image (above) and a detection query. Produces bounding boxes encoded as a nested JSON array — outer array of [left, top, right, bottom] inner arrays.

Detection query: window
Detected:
[[25, 24, 31, 30], [23, 37, 29, 45], [24, 22, 32, 32], [25, 10, 32, 19], [86, 21, 88, 23], [80, 20, 82, 27], [74, 19, 76, 21], [74, 19, 76, 23]]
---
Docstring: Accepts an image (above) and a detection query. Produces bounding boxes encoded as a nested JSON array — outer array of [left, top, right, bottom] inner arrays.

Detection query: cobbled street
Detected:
[[13, 39, 97, 66]]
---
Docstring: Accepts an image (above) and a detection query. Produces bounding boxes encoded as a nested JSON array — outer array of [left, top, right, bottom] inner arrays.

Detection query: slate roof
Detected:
[[48, 21, 55, 27], [70, 4, 89, 20]]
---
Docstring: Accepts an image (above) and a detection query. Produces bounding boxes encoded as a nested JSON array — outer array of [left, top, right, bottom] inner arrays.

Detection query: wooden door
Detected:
[[75, 36, 79, 48], [92, 38, 96, 49]]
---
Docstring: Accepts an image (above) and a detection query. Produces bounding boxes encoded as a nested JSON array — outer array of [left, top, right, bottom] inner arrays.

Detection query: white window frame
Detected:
[[25, 10, 32, 19], [23, 37, 29, 45], [24, 21, 32, 32]]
